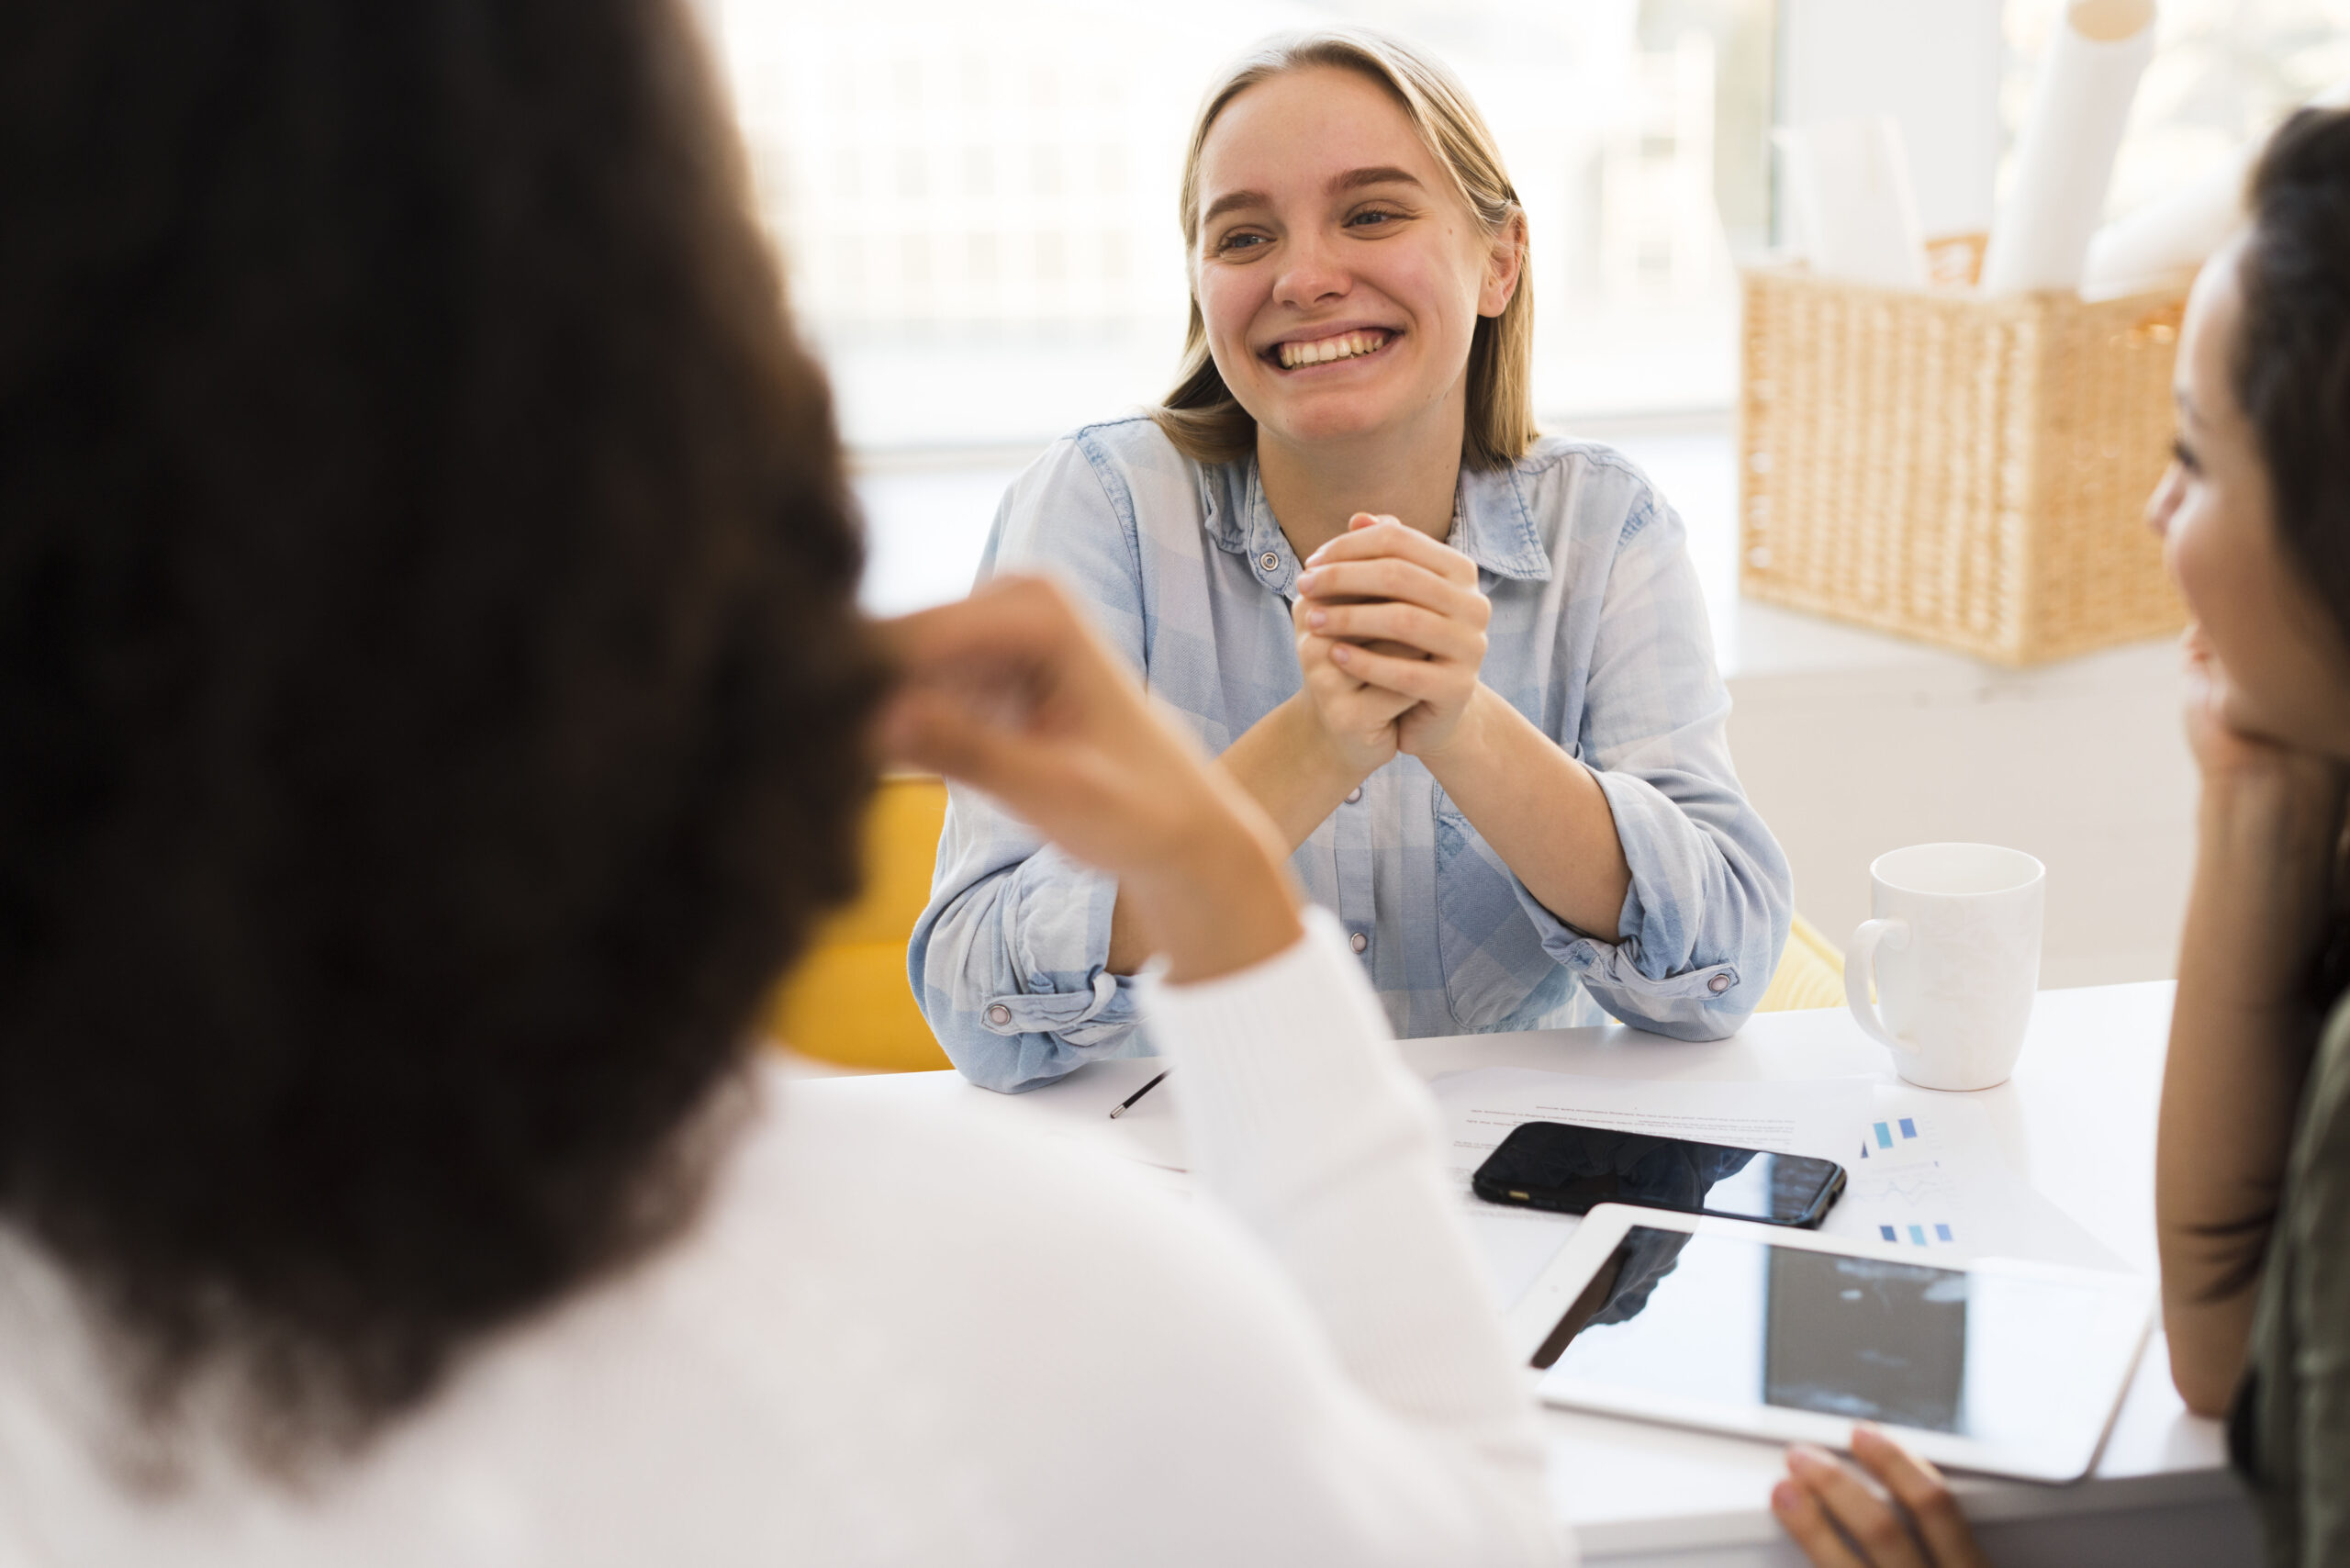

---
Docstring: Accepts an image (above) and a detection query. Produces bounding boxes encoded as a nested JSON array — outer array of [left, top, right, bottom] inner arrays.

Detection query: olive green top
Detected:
[[2232, 990, 2350, 1566]]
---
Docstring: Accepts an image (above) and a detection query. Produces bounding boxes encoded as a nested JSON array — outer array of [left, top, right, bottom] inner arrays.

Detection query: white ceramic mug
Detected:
[[1845, 843, 2045, 1092]]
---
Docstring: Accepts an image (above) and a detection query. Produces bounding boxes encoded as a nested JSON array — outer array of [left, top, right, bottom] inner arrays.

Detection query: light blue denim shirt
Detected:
[[911, 415, 1792, 1092]]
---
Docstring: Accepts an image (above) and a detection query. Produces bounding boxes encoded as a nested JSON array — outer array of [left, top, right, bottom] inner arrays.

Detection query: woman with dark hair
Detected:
[[0, 0, 1567, 1560], [1769, 106, 2350, 1568]]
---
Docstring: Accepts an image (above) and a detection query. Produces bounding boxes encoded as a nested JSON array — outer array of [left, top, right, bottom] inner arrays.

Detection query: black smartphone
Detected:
[[1471, 1120, 1847, 1228]]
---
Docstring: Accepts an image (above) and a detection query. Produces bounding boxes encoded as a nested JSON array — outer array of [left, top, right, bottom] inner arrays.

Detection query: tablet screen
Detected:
[[1533, 1226, 2131, 1451]]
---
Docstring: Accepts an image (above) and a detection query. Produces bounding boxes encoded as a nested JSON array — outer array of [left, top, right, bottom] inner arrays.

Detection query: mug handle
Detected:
[[1845, 917, 1919, 1054]]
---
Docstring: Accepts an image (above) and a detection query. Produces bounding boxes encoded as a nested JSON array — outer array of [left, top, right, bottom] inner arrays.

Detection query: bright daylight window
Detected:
[[713, 0, 1775, 453], [2035, 0, 2350, 217], [709, 0, 2349, 613]]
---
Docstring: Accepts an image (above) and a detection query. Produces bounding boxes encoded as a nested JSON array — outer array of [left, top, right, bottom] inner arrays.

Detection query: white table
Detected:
[[791, 982, 2255, 1566]]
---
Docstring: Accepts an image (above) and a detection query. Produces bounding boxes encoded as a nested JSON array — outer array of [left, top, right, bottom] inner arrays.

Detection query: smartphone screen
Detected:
[[1472, 1121, 1846, 1227]]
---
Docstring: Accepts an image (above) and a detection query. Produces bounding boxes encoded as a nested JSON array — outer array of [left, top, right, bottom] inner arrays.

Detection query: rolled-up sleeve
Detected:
[[908, 436, 1158, 1092], [1511, 494, 1791, 1039], [912, 795, 1151, 1092]]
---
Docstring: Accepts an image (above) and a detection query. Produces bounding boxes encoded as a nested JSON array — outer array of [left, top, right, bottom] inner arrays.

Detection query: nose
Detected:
[[1273, 227, 1348, 310], [2144, 460, 2185, 541]]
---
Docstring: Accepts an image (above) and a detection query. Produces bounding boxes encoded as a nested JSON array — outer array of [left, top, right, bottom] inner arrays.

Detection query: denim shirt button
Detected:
[[1346, 786, 1363, 805], [1707, 973, 1731, 995], [986, 1003, 1013, 1027], [1348, 930, 1370, 955], [1259, 550, 1280, 572]]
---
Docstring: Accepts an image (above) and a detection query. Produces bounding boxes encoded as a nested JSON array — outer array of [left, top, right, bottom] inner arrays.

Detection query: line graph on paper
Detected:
[[1845, 1170, 1963, 1249], [1861, 1168, 1950, 1207], [1828, 1111, 1964, 1252], [1815, 1091, 2127, 1271]]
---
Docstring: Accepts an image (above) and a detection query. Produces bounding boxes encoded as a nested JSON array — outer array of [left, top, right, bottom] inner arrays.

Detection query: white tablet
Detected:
[[1505, 1204, 2154, 1483]]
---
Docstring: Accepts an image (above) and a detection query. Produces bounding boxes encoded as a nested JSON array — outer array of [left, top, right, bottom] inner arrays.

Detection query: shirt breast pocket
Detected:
[[1430, 783, 1567, 1030]]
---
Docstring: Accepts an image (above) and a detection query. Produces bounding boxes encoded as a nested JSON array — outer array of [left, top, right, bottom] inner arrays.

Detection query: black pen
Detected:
[[1107, 1070, 1168, 1120]]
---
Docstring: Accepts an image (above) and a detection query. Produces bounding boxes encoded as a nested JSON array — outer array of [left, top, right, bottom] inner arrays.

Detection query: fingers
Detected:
[[883, 574, 1084, 679], [1327, 639, 1473, 703], [1298, 637, 1418, 725], [1303, 599, 1486, 665], [1304, 515, 1479, 586], [1782, 1446, 1930, 1568], [881, 572, 1182, 746], [1296, 555, 1486, 620], [884, 576, 1167, 743], [1771, 1476, 1872, 1568], [878, 576, 1240, 867], [2178, 622, 2221, 686], [877, 685, 1071, 806], [1851, 1428, 1986, 1568]]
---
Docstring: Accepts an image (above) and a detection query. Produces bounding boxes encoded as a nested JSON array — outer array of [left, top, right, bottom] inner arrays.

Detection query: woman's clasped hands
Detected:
[[1291, 512, 1493, 769]]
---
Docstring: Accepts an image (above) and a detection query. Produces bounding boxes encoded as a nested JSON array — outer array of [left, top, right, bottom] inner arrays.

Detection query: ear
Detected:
[[1478, 209, 1528, 319]]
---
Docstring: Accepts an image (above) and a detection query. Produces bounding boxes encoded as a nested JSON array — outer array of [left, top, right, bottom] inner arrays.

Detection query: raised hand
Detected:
[[2180, 622, 2344, 800], [1292, 514, 1492, 759], [1771, 1427, 1990, 1568], [877, 576, 1302, 983]]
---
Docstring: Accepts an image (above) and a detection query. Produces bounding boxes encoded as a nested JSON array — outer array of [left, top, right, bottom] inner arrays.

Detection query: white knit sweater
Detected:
[[0, 911, 1570, 1566]]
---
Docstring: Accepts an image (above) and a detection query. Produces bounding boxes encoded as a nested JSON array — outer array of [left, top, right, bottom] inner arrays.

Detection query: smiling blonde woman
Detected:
[[912, 29, 1792, 1092]]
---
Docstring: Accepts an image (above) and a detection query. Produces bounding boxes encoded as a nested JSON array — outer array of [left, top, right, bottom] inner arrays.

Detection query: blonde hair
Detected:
[[1153, 30, 1537, 471]]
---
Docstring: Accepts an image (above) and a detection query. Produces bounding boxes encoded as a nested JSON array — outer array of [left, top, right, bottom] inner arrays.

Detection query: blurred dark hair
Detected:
[[2238, 109, 2350, 1015], [2239, 108, 2350, 653], [0, 0, 878, 1453]]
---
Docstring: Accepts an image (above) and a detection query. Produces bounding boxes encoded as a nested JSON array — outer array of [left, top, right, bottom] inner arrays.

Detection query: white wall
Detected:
[[1725, 630, 2194, 991], [1778, 0, 2006, 238]]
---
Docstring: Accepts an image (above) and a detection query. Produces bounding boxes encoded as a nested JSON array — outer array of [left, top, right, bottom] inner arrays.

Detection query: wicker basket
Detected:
[[1738, 263, 2189, 665]]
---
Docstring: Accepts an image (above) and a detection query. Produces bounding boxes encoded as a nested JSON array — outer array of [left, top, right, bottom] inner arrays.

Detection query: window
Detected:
[[713, 0, 2345, 619], [2014, 0, 2350, 219], [712, 0, 1774, 451]]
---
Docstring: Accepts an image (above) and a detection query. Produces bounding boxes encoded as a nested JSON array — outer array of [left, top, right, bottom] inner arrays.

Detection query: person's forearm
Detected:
[[1145, 912, 1561, 1562], [1107, 695, 1369, 972], [1218, 691, 1381, 848], [1118, 796, 1305, 986], [2159, 768, 2339, 1414], [1418, 685, 1631, 938]]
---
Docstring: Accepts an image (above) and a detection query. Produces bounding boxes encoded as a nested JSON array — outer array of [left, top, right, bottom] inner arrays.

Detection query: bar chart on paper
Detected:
[[1827, 1111, 1965, 1252], [1865, 1117, 1921, 1154], [1818, 1092, 2133, 1271]]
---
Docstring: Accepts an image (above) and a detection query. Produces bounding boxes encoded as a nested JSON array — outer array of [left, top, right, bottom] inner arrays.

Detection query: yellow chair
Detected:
[[767, 775, 955, 1071], [1756, 913, 1845, 1013], [767, 773, 1847, 1069]]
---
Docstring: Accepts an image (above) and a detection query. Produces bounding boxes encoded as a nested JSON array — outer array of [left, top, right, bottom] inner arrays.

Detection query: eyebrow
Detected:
[[1197, 166, 1427, 228], [2174, 386, 2204, 427], [1333, 165, 1423, 195], [1200, 188, 1270, 227]]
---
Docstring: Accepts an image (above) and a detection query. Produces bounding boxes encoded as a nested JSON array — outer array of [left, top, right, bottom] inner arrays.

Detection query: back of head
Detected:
[[0, 0, 876, 1453], [2239, 107, 2350, 648]]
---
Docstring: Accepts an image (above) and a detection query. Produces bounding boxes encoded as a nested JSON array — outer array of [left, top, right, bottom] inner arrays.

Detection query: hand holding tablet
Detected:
[[1774, 1427, 1993, 1568], [1505, 1206, 2152, 1484]]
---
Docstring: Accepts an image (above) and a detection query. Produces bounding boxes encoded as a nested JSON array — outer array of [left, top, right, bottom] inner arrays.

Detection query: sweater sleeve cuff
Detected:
[[1138, 907, 1423, 1210]]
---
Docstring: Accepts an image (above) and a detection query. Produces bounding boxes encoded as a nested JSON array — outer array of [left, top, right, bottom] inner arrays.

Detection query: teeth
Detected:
[[1278, 330, 1387, 368]]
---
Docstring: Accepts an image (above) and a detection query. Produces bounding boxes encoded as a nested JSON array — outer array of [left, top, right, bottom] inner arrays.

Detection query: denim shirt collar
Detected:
[[1199, 455, 1553, 593]]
